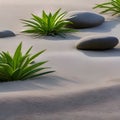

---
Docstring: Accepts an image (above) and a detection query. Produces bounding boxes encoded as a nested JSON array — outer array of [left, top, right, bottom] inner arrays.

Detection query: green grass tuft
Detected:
[[0, 42, 54, 82], [93, 0, 120, 16], [21, 8, 74, 37]]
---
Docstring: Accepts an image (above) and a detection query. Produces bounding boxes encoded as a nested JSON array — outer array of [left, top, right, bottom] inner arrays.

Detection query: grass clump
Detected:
[[93, 0, 120, 16], [21, 8, 74, 37], [0, 42, 54, 82]]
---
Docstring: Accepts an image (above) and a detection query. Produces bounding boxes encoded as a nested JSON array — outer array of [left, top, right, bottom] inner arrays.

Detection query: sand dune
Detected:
[[1, 84, 120, 120]]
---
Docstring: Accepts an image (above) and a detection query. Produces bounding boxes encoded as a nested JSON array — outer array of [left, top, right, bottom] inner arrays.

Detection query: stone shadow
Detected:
[[79, 48, 120, 57], [80, 19, 120, 33]]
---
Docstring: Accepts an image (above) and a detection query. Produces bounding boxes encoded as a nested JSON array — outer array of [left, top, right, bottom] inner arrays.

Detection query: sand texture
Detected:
[[0, 0, 120, 120]]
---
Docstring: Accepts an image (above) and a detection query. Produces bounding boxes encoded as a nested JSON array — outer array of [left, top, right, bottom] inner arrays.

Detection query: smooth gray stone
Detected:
[[76, 36, 119, 50], [67, 11, 105, 29], [0, 30, 16, 38]]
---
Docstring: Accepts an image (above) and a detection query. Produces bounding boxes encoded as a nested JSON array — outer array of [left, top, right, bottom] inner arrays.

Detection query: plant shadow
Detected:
[[0, 75, 75, 92], [30, 33, 81, 41]]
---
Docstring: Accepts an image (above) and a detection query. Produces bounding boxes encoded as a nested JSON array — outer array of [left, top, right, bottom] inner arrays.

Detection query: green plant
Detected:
[[93, 0, 120, 16], [0, 42, 54, 82], [21, 8, 74, 37]]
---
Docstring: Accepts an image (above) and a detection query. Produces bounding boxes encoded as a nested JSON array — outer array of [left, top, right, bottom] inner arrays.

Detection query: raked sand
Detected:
[[1, 0, 120, 120]]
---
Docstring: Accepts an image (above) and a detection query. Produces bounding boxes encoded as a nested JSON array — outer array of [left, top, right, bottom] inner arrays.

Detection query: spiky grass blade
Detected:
[[21, 61, 48, 76], [29, 49, 46, 62], [13, 42, 22, 69]]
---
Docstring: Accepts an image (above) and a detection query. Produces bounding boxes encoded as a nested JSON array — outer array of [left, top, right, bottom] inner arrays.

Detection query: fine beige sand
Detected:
[[1, 0, 120, 120]]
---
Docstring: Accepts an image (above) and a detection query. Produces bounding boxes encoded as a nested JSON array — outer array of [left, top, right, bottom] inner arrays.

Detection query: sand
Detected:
[[0, 0, 120, 120]]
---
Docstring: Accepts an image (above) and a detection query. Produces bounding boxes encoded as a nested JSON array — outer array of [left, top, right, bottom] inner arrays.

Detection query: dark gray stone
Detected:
[[67, 11, 105, 29], [0, 30, 16, 38], [76, 36, 119, 50]]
